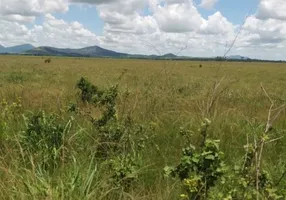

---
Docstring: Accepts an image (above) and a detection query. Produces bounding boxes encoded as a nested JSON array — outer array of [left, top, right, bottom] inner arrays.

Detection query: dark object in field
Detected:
[[44, 58, 51, 63], [199, 64, 202, 68]]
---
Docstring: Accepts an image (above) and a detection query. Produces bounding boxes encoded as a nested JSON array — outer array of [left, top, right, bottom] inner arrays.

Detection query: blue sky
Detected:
[[53, 5, 104, 35], [197, 0, 259, 23]]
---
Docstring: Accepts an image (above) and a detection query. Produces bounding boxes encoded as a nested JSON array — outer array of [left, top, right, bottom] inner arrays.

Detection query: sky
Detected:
[[0, 0, 285, 60]]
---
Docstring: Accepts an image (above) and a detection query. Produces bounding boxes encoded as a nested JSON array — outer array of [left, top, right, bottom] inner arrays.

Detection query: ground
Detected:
[[0, 55, 285, 199]]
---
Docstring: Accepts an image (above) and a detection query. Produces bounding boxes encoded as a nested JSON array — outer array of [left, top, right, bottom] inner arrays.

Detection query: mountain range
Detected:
[[0, 44, 34, 54], [0, 43, 253, 61], [25, 46, 129, 57]]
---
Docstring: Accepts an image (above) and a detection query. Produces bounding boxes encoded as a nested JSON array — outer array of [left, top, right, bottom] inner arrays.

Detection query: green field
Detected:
[[0, 55, 286, 199]]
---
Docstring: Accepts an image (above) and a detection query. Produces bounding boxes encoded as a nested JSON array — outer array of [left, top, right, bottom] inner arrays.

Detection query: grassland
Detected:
[[0, 55, 286, 199]]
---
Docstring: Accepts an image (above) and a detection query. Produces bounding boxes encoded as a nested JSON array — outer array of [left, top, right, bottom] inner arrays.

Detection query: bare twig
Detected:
[[265, 136, 284, 144], [242, 133, 250, 172], [276, 170, 286, 186], [214, 9, 252, 77], [206, 76, 226, 115], [254, 84, 286, 199], [254, 136, 259, 200], [261, 83, 286, 133], [261, 83, 274, 105]]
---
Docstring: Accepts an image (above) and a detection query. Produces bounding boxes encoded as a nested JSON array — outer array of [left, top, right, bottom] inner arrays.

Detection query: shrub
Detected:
[[21, 111, 65, 171], [76, 77, 101, 103], [164, 119, 226, 199], [75, 78, 152, 190], [109, 153, 142, 191]]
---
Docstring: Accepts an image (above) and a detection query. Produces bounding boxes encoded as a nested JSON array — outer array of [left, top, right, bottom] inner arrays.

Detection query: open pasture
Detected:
[[0, 55, 286, 199]]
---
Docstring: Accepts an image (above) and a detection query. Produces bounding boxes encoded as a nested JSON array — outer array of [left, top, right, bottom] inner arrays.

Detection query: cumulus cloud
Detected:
[[153, 1, 204, 33], [199, 0, 218, 10], [71, 0, 147, 14], [1, 14, 35, 23], [241, 15, 286, 46], [200, 12, 234, 35], [70, 0, 123, 4], [256, 0, 286, 20], [0, 0, 69, 22], [0, 20, 33, 46], [0, 14, 99, 48]]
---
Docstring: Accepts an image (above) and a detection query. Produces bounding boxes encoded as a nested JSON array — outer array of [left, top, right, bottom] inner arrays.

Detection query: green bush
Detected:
[[21, 111, 65, 171], [165, 119, 226, 199], [75, 78, 152, 190]]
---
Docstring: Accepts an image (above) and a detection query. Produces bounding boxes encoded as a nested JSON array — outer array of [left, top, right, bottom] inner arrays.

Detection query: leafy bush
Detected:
[[165, 117, 286, 199], [165, 119, 226, 199], [215, 140, 286, 199], [0, 97, 22, 149], [109, 153, 142, 191], [21, 111, 65, 171], [76, 77, 103, 103], [75, 78, 152, 190]]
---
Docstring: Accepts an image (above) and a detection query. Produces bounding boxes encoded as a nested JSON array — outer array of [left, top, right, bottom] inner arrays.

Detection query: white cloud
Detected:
[[256, 0, 286, 20], [0, 14, 35, 23], [0, 0, 68, 23], [241, 15, 286, 46], [153, 1, 204, 33], [70, 0, 123, 4], [71, 0, 147, 14], [0, 20, 32, 46], [200, 12, 234, 35], [33, 14, 99, 47], [199, 0, 218, 10], [0, 14, 99, 48]]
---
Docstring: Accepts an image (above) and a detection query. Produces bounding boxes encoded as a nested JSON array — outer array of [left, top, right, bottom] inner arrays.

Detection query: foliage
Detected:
[[215, 139, 286, 199], [76, 77, 118, 127], [165, 119, 226, 199], [67, 102, 78, 113], [0, 97, 22, 146], [109, 153, 142, 191], [76, 77, 152, 190], [6, 72, 28, 84], [76, 77, 102, 103], [1, 97, 22, 120], [21, 111, 66, 171]]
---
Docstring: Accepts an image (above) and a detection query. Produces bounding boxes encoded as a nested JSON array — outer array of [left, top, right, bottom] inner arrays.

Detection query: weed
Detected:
[[21, 111, 65, 171], [6, 72, 27, 84], [165, 119, 226, 199], [75, 78, 152, 190]]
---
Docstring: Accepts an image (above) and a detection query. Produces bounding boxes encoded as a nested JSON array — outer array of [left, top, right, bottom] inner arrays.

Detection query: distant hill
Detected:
[[160, 53, 178, 58], [2, 43, 283, 62], [25, 45, 129, 57], [0, 45, 5, 52], [226, 55, 250, 60], [0, 44, 34, 54]]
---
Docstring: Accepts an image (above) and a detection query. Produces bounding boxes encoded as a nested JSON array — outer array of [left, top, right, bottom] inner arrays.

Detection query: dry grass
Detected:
[[0, 55, 286, 199], [1, 56, 285, 116]]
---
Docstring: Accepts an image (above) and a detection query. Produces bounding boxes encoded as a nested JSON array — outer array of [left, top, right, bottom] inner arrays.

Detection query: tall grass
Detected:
[[0, 55, 286, 199]]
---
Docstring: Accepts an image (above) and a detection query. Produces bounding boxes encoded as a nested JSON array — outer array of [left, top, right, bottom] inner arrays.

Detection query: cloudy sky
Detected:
[[0, 0, 285, 60]]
